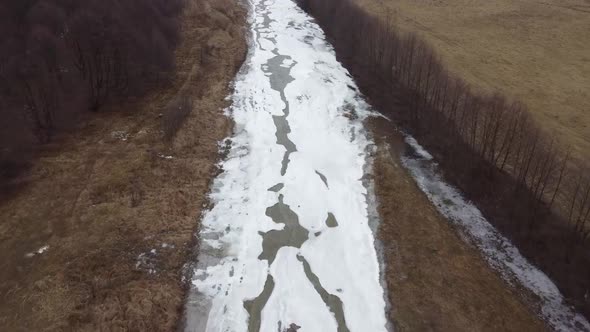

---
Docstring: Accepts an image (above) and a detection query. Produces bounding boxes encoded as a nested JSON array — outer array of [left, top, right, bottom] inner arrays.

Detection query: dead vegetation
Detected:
[[0, 0, 247, 330], [162, 94, 194, 141]]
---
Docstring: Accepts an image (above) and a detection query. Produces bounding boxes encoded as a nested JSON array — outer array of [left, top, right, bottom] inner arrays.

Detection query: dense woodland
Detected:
[[298, 0, 590, 317], [0, 0, 184, 181]]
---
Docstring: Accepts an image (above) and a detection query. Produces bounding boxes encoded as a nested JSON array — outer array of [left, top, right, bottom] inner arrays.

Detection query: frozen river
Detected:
[[183, 0, 389, 331]]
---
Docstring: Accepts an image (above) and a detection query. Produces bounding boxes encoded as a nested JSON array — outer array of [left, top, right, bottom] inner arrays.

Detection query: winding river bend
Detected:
[[183, 0, 388, 331]]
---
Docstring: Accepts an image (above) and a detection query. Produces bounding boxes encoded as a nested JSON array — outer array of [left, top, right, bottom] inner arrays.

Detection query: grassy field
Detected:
[[355, 0, 590, 164]]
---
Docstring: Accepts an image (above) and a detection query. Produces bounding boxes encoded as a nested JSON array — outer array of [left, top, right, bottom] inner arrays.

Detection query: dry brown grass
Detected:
[[370, 117, 547, 331], [0, 0, 247, 330], [355, 0, 590, 164]]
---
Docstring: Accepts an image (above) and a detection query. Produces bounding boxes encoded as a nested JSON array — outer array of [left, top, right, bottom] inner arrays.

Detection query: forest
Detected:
[[0, 0, 184, 182]]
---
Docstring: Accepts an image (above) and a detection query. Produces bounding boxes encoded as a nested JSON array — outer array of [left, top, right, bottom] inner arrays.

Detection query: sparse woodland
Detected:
[[298, 0, 590, 317], [0, 0, 184, 181]]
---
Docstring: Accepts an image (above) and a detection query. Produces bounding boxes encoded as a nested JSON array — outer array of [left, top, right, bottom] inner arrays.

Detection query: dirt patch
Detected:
[[0, 0, 247, 330], [370, 118, 547, 331]]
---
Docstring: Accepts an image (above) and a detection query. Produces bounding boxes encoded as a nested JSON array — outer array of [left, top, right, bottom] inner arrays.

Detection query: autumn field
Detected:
[[355, 0, 590, 164]]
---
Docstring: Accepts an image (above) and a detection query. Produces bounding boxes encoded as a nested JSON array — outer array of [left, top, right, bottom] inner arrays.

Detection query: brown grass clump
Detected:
[[162, 95, 194, 141]]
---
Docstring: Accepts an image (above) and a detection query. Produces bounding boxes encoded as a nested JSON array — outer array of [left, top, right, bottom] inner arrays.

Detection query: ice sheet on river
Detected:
[[183, 0, 389, 331]]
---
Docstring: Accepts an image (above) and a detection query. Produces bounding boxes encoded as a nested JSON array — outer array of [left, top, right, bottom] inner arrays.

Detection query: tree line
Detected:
[[298, 0, 590, 317], [0, 0, 184, 181]]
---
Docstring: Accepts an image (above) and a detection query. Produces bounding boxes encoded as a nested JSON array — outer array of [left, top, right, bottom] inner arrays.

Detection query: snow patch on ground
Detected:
[[404, 136, 432, 160], [136, 250, 158, 275], [25, 245, 49, 258], [401, 135, 590, 332], [111, 131, 130, 141], [157, 153, 174, 160]]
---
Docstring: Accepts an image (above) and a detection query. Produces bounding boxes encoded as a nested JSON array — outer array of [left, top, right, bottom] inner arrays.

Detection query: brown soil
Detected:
[[0, 0, 247, 330], [370, 118, 547, 331]]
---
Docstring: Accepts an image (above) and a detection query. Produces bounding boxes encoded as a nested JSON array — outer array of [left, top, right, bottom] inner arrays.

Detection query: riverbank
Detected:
[[0, 0, 247, 329], [370, 118, 547, 331]]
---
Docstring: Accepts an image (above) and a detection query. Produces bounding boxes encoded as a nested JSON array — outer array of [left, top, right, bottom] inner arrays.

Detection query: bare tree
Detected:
[[1, 0, 185, 178]]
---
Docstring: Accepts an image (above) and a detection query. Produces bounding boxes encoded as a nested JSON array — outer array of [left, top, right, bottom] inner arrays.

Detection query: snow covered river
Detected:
[[183, 0, 389, 331]]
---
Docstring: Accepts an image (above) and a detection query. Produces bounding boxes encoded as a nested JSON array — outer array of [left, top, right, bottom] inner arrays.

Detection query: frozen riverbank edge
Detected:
[[401, 134, 590, 332]]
